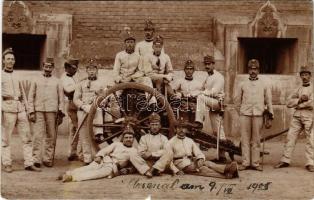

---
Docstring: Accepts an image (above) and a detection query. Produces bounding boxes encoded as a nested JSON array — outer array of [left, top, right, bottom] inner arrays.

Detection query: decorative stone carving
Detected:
[[250, 1, 286, 38], [3, 1, 34, 33]]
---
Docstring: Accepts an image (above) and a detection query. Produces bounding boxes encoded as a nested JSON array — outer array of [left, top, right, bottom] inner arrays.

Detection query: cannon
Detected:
[[86, 82, 289, 158]]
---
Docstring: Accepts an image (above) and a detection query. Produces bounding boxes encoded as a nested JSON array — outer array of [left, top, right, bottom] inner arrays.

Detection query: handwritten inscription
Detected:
[[128, 178, 272, 195]]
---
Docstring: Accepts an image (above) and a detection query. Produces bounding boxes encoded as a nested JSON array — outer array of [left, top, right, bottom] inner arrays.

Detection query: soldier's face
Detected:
[[176, 126, 188, 139], [205, 63, 214, 74], [248, 68, 259, 78], [150, 122, 161, 134], [122, 133, 134, 147], [300, 72, 311, 84], [125, 39, 135, 52], [153, 44, 162, 56], [3, 54, 15, 71], [66, 65, 77, 76], [86, 67, 98, 78], [184, 67, 195, 78], [144, 29, 154, 40], [43, 63, 54, 75]]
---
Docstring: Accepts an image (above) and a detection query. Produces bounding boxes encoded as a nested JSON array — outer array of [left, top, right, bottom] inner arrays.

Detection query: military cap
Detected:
[[65, 58, 79, 69], [299, 66, 312, 75], [175, 118, 192, 128], [185, 59, 195, 69], [3, 47, 14, 57], [153, 35, 163, 46], [204, 55, 215, 64], [122, 124, 135, 135], [248, 59, 260, 69], [86, 59, 97, 69], [43, 57, 54, 66], [149, 112, 161, 123], [122, 26, 135, 42], [144, 19, 155, 31]]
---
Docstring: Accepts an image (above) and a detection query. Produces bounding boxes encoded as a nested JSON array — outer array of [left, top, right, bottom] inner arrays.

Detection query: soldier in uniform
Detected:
[[148, 119, 239, 179], [233, 59, 274, 171], [275, 66, 314, 172], [113, 27, 153, 88], [59, 125, 153, 182], [1, 48, 40, 172], [172, 60, 204, 122], [73, 62, 106, 164], [60, 58, 82, 161], [138, 112, 177, 175], [143, 35, 174, 94], [28, 57, 65, 167], [135, 19, 163, 57], [194, 55, 227, 162]]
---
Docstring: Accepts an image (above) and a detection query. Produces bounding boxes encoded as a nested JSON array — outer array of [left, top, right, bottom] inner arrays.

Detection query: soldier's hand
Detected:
[[94, 156, 102, 164], [143, 152, 152, 159], [196, 158, 205, 168], [28, 112, 36, 122], [174, 92, 182, 99], [300, 94, 309, 102], [81, 105, 91, 113], [164, 74, 173, 82], [114, 76, 122, 84]]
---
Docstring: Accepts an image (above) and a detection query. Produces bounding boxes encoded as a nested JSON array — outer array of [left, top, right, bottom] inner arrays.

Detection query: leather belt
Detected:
[[2, 96, 22, 101]]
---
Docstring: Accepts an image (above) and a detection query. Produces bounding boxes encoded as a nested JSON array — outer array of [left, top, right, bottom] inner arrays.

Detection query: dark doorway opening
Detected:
[[238, 37, 297, 74], [2, 33, 46, 70]]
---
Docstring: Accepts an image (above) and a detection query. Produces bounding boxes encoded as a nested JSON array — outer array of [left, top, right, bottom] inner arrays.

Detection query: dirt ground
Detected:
[[1, 134, 314, 200]]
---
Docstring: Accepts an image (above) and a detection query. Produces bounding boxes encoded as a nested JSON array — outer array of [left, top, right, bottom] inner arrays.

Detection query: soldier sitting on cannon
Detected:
[[147, 119, 239, 179], [58, 125, 153, 182], [142, 35, 174, 97]]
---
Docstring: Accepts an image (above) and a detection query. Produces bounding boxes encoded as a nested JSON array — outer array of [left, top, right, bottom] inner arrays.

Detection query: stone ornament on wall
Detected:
[[3, 1, 34, 34], [250, 1, 287, 38]]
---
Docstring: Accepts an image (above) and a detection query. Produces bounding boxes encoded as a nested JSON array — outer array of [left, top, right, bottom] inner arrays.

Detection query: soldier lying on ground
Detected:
[[57, 125, 153, 182], [147, 119, 239, 179]]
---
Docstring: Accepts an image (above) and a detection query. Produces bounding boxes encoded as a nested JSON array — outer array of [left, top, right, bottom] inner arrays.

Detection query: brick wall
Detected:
[[3, 1, 313, 69]]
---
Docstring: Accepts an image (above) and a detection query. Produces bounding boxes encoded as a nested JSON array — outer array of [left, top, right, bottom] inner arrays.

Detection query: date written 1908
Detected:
[[246, 182, 272, 193]]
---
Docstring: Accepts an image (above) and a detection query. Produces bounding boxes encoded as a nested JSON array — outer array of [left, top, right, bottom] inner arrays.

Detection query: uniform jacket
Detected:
[[173, 76, 205, 97], [142, 52, 173, 79], [138, 133, 168, 158], [135, 40, 164, 57], [287, 83, 313, 118], [166, 135, 205, 169], [95, 142, 138, 170], [60, 73, 79, 100], [113, 50, 144, 82], [1, 71, 28, 113], [203, 70, 224, 98], [73, 78, 105, 109], [28, 75, 64, 113], [234, 77, 274, 116]]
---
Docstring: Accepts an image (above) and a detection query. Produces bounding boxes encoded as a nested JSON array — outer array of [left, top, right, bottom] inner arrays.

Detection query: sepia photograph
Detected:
[[1, 0, 314, 199]]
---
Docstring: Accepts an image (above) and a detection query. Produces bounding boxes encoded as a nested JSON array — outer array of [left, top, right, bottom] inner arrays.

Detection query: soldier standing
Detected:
[[73, 62, 106, 165], [233, 59, 274, 171], [135, 19, 163, 57], [2, 48, 40, 172], [275, 66, 314, 172], [194, 56, 227, 162], [28, 58, 65, 167], [60, 58, 82, 161], [59, 125, 152, 182]]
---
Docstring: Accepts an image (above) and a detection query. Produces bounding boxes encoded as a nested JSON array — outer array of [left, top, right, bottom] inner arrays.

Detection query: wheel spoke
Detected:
[[113, 91, 127, 117], [135, 93, 153, 118], [93, 122, 125, 128], [104, 109, 120, 120], [102, 130, 123, 142]]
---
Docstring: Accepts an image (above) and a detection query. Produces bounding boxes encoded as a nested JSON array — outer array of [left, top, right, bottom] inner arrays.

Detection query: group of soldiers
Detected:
[[2, 19, 314, 182]]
